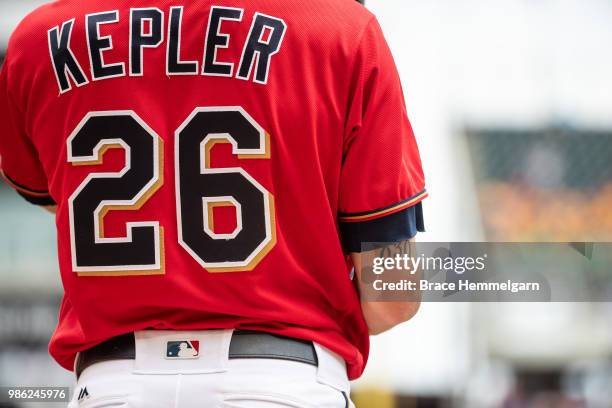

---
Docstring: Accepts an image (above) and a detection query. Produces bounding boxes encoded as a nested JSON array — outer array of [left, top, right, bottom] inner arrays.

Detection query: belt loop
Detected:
[[313, 343, 350, 393], [224, 329, 235, 362], [132, 330, 231, 374]]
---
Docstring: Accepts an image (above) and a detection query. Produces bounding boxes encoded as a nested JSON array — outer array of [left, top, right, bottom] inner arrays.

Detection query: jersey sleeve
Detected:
[[0, 56, 54, 206], [339, 17, 427, 253]]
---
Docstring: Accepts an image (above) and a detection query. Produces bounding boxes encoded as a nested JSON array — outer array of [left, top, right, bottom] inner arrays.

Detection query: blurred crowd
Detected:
[[480, 183, 612, 241]]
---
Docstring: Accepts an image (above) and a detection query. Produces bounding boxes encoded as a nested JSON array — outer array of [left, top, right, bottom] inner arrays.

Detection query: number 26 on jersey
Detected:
[[67, 107, 276, 276]]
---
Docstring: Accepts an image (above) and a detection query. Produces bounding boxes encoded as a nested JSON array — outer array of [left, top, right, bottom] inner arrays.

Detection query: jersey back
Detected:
[[0, 0, 426, 379]]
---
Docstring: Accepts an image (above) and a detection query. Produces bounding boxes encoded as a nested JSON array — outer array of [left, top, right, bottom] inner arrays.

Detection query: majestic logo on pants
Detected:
[[166, 340, 200, 359], [77, 386, 89, 401]]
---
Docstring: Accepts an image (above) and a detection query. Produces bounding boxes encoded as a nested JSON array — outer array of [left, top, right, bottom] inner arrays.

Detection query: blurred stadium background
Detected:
[[1, 0, 611, 407]]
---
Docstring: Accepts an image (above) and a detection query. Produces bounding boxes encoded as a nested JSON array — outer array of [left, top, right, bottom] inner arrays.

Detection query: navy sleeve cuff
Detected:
[[16, 190, 57, 206], [2, 172, 56, 206], [339, 202, 424, 253]]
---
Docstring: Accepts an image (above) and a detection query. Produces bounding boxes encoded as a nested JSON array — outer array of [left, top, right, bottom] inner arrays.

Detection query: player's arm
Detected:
[[0, 52, 55, 210], [343, 202, 425, 336], [339, 17, 427, 335], [351, 238, 421, 335]]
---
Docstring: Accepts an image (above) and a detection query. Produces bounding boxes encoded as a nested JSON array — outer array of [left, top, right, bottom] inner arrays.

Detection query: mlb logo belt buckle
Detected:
[[165, 340, 200, 359]]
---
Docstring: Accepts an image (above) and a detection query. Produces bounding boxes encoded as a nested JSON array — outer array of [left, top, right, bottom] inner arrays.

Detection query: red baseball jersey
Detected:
[[0, 0, 426, 379]]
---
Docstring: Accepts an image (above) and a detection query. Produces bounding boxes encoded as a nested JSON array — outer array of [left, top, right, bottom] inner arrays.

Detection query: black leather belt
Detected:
[[75, 330, 318, 379]]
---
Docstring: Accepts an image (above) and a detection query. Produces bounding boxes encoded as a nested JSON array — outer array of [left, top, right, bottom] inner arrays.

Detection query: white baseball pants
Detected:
[[67, 330, 354, 408]]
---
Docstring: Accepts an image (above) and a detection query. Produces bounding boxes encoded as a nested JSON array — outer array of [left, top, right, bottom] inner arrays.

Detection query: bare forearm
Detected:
[[352, 239, 421, 335], [361, 299, 420, 335]]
